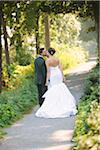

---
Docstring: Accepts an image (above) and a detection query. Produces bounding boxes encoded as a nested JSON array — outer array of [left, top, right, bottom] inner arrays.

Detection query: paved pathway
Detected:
[[0, 58, 97, 150]]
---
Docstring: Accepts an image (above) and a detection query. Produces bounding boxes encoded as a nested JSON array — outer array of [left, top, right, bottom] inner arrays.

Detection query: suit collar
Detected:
[[38, 55, 43, 57], [38, 55, 44, 59]]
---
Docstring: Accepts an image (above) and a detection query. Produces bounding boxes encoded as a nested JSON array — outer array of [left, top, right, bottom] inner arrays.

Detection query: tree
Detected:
[[35, 11, 40, 54], [2, 10, 10, 78], [1, 1, 99, 63], [41, 1, 99, 57], [24, 1, 41, 54], [44, 12, 50, 50], [91, 1, 100, 60], [0, 3, 3, 92]]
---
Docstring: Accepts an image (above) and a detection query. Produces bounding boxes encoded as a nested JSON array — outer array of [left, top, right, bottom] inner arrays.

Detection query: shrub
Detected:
[[0, 128, 6, 139], [55, 46, 88, 70], [73, 101, 99, 150], [0, 64, 38, 138], [17, 47, 33, 66], [73, 64, 99, 150], [84, 64, 99, 95]]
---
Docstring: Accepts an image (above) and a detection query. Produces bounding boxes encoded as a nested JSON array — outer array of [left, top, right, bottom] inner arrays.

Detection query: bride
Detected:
[[35, 48, 77, 118]]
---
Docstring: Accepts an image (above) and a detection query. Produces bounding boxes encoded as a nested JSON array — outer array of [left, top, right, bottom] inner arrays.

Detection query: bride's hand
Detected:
[[45, 79, 50, 86], [45, 83, 48, 86], [63, 76, 66, 82]]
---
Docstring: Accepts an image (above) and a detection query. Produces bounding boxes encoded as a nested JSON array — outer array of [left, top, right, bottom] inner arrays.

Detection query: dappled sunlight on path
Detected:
[[67, 56, 97, 75], [0, 115, 75, 150], [0, 57, 97, 150]]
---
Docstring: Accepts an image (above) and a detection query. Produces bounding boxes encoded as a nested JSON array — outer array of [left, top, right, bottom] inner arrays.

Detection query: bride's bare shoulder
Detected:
[[53, 57, 59, 63], [47, 57, 59, 66], [46, 59, 51, 66]]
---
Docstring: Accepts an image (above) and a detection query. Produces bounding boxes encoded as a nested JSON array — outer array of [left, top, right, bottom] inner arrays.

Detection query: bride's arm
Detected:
[[45, 61, 50, 86], [58, 61, 65, 82]]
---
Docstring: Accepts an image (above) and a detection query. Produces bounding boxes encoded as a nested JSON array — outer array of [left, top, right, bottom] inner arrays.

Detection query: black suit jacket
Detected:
[[34, 56, 47, 85]]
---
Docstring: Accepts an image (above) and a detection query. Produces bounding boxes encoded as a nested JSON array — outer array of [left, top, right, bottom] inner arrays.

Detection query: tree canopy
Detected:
[[0, 0, 99, 92]]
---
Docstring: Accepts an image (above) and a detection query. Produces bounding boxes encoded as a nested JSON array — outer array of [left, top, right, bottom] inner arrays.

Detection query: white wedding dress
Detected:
[[35, 66, 77, 118]]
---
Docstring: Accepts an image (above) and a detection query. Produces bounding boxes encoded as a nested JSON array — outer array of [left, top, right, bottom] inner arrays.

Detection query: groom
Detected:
[[34, 48, 47, 107]]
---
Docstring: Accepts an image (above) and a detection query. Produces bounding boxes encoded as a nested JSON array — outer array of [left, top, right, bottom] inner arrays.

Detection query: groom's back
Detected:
[[34, 57, 47, 85]]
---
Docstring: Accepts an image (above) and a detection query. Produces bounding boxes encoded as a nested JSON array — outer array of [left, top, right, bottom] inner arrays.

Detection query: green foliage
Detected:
[[54, 44, 88, 70], [73, 100, 99, 150], [24, 1, 40, 33], [0, 64, 38, 138], [73, 87, 99, 137], [16, 47, 34, 66], [84, 65, 99, 95], [40, 1, 92, 17], [0, 128, 6, 139], [50, 13, 81, 46], [73, 64, 99, 150]]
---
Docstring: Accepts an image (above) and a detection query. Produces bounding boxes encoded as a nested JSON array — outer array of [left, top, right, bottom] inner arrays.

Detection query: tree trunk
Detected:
[[15, 32, 22, 62], [44, 13, 50, 50], [35, 14, 40, 54], [92, 1, 100, 60], [2, 11, 10, 78], [0, 3, 2, 92]]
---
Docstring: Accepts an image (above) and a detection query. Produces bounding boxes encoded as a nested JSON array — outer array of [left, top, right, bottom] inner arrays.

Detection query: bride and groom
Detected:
[[34, 47, 77, 118]]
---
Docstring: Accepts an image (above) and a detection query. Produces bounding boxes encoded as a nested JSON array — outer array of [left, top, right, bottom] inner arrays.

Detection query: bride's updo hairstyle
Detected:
[[48, 47, 56, 55]]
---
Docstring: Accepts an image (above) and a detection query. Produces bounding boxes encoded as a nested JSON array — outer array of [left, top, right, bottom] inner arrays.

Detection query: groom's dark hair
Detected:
[[39, 48, 44, 54]]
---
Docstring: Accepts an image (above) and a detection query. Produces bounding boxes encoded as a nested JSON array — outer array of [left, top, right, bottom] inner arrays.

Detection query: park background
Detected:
[[0, 1, 99, 150]]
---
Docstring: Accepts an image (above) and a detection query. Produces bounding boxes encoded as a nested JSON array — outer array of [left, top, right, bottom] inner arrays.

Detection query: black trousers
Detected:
[[37, 84, 47, 106]]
